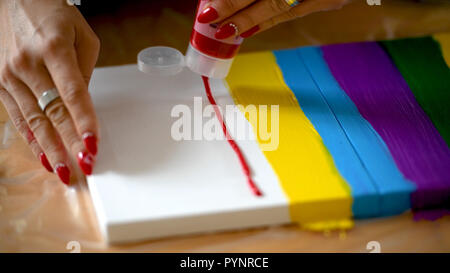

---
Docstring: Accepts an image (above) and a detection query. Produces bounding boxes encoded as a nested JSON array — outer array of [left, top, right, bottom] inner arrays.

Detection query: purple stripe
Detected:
[[322, 42, 450, 210]]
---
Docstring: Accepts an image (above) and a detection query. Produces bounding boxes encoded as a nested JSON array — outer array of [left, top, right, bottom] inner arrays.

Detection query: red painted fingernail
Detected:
[[77, 151, 95, 175], [55, 163, 70, 185], [215, 23, 238, 39], [197, 7, 219, 24], [83, 132, 98, 156], [26, 129, 35, 143], [39, 152, 53, 173], [240, 25, 260, 38]]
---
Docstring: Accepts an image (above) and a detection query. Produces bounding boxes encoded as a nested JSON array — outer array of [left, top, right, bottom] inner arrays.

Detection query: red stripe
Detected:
[[202, 76, 262, 197]]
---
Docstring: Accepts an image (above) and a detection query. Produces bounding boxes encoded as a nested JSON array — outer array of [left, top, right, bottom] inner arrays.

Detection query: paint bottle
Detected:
[[185, 0, 243, 79], [137, 1, 242, 79]]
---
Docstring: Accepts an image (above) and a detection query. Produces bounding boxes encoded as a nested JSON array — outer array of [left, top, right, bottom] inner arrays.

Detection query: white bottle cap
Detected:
[[137, 45, 234, 79], [137, 46, 185, 76]]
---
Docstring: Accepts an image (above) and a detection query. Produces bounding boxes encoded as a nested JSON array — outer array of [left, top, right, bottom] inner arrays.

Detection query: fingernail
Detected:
[[77, 151, 95, 175], [26, 129, 35, 143], [39, 152, 53, 173], [55, 163, 70, 185], [82, 132, 98, 156], [240, 25, 260, 38], [215, 23, 238, 39], [197, 7, 219, 24]]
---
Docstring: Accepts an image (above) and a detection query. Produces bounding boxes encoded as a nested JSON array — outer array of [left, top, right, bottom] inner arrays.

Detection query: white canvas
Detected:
[[87, 65, 290, 243]]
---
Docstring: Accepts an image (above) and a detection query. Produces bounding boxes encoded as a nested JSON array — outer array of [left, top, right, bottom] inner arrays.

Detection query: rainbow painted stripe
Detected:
[[284, 0, 300, 7], [226, 35, 450, 226]]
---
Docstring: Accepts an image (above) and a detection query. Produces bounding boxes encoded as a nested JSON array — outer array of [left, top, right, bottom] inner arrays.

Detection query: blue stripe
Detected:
[[297, 46, 414, 216], [274, 49, 380, 218]]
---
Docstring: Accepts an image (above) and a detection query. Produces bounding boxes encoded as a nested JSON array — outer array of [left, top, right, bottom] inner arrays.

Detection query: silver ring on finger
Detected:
[[38, 88, 60, 112]]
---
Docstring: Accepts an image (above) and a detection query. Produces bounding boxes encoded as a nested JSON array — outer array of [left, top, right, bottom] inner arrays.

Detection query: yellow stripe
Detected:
[[226, 52, 353, 230], [434, 33, 450, 68]]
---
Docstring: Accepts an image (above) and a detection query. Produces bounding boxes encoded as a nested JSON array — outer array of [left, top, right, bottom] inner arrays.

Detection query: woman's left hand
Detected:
[[197, 0, 350, 39]]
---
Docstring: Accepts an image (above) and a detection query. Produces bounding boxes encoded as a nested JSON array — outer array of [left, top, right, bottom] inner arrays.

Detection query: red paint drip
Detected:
[[202, 76, 262, 197]]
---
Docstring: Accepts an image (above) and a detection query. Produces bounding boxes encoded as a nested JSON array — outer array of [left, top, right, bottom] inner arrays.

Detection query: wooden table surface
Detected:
[[0, 0, 449, 252]]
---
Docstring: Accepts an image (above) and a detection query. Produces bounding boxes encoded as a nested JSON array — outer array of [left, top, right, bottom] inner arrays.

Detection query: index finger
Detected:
[[197, 0, 256, 24], [43, 38, 99, 155]]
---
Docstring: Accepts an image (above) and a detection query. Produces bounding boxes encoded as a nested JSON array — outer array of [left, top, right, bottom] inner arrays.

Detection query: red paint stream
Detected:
[[202, 76, 262, 197]]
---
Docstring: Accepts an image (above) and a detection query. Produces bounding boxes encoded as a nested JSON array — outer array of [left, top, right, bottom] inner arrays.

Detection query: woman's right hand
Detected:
[[0, 0, 100, 184]]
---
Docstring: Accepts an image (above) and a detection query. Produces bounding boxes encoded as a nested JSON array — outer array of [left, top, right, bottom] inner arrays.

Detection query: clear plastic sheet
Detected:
[[1, 0, 450, 252]]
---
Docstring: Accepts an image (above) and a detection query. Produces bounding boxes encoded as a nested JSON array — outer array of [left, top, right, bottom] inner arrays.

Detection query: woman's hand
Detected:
[[0, 0, 100, 184], [197, 0, 350, 38]]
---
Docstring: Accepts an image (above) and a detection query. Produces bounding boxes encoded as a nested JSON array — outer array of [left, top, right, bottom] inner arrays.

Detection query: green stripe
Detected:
[[381, 37, 450, 147]]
